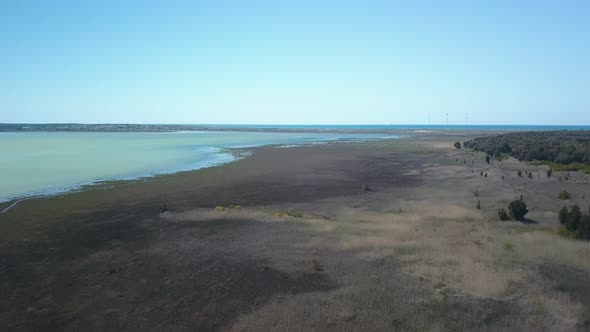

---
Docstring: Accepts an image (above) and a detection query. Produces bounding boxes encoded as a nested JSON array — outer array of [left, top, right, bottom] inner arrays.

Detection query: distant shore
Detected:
[[2, 123, 590, 133]]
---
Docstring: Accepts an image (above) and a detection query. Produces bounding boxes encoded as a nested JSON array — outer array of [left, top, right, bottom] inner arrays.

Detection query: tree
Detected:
[[498, 208, 510, 221], [558, 205, 569, 226], [508, 200, 529, 221], [576, 215, 590, 240], [558, 205, 582, 232], [567, 205, 581, 232], [454, 142, 462, 149]]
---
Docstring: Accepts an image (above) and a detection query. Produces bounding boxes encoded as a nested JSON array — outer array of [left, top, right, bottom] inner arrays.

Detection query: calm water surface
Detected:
[[0, 131, 395, 201]]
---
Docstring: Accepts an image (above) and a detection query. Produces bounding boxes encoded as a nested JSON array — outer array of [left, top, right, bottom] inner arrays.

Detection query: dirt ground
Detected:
[[2, 132, 590, 331]]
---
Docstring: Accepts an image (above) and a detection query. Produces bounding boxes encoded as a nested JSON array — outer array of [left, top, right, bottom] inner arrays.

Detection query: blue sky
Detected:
[[1, 1, 589, 125]]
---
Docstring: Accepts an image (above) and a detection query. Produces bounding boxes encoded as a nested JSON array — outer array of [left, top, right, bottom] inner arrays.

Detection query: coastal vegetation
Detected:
[[464, 131, 590, 173]]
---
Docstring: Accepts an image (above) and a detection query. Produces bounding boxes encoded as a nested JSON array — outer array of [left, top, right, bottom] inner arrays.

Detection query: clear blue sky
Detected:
[[1, 1, 589, 125]]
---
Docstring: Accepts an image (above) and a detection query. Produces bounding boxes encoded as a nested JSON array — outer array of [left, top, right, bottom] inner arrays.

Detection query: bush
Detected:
[[454, 142, 462, 149], [556, 205, 590, 240], [558, 190, 572, 200], [554, 226, 577, 239], [508, 200, 529, 221], [576, 215, 590, 240], [559, 205, 581, 232], [558, 205, 569, 226], [310, 258, 322, 271], [498, 208, 510, 221], [273, 209, 304, 218]]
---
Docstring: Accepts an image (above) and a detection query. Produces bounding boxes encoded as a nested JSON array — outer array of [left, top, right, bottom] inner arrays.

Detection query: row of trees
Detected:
[[495, 199, 590, 241], [463, 131, 590, 164]]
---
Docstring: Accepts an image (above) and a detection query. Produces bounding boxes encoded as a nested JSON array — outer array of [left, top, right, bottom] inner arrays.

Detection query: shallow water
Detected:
[[0, 131, 395, 201]]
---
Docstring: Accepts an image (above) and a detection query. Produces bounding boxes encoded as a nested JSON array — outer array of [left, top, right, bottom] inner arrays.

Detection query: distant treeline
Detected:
[[464, 131, 590, 165]]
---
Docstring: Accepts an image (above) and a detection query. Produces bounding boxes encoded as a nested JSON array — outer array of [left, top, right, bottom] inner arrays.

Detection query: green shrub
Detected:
[[558, 190, 572, 200], [310, 258, 322, 271], [273, 209, 304, 218], [508, 200, 528, 221], [559, 205, 582, 232], [503, 242, 514, 251], [498, 208, 510, 221], [215, 205, 241, 212], [554, 226, 577, 239], [576, 215, 590, 240], [558, 205, 569, 226]]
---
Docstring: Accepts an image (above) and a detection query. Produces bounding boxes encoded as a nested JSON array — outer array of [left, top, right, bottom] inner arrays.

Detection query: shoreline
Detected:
[[3, 123, 590, 134], [0, 133, 401, 205]]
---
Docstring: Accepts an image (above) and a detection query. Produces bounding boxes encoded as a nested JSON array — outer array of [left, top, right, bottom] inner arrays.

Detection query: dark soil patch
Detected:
[[1, 215, 337, 332]]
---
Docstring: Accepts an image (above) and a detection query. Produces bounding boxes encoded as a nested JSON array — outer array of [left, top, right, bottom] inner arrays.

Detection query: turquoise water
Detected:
[[0, 131, 395, 202]]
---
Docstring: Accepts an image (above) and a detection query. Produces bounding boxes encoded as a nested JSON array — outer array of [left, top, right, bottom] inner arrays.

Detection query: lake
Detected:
[[0, 131, 395, 201]]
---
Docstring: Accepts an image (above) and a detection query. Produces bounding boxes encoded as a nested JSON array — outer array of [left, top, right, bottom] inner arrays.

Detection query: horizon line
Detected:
[[2, 123, 590, 127]]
